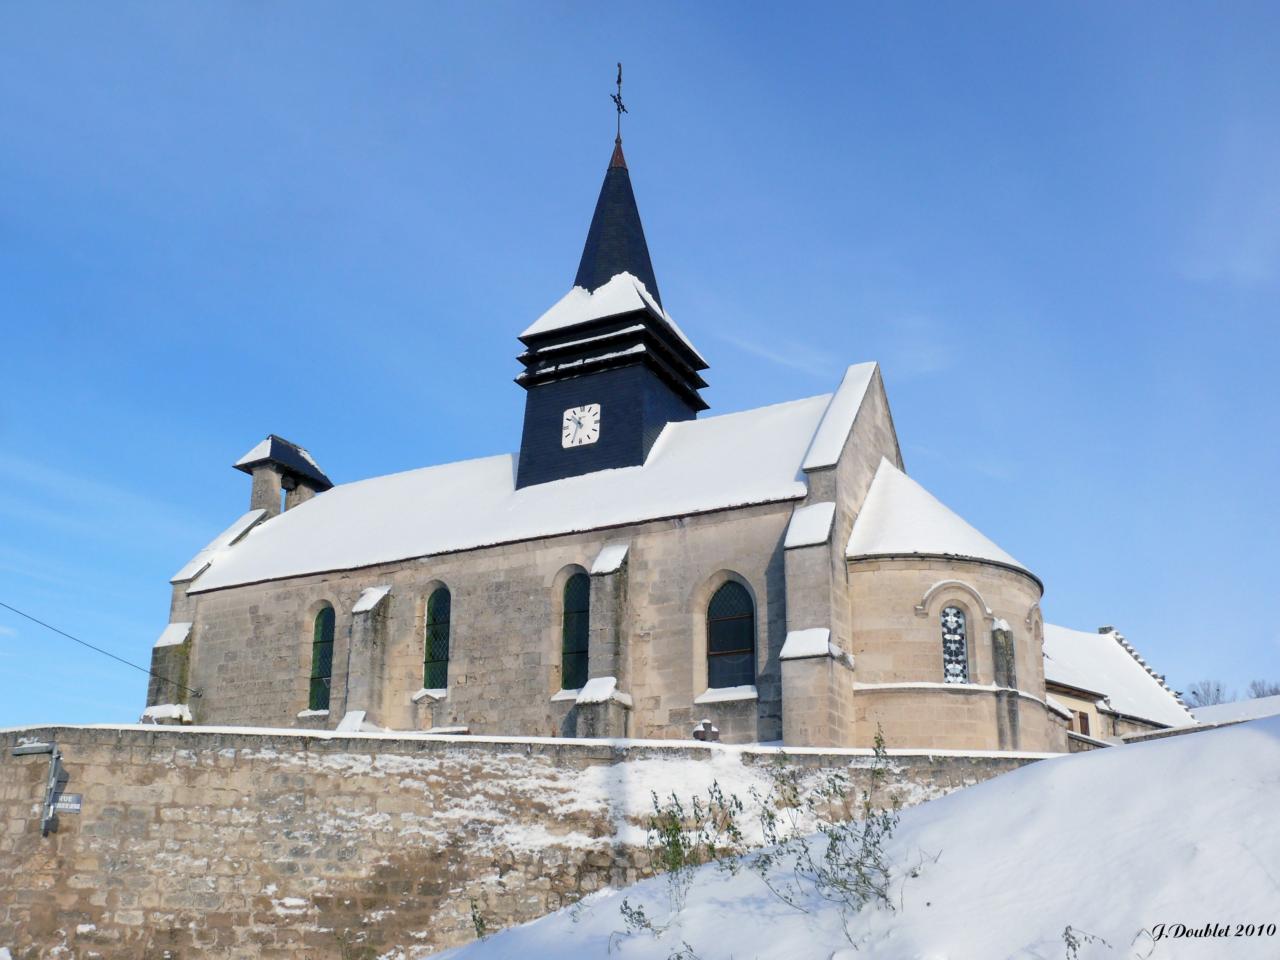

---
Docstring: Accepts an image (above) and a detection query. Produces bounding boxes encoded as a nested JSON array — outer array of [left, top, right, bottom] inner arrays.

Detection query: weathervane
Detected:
[[611, 62, 628, 141]]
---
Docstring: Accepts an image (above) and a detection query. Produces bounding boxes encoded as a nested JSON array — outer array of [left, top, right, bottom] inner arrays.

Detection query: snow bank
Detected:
[[437, 717, 1280, 960], [1192, 693, 1280, 725]]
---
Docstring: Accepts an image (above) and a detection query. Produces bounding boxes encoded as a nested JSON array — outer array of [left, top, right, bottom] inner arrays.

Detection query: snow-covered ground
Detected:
[[436, 717, 1280, 960]]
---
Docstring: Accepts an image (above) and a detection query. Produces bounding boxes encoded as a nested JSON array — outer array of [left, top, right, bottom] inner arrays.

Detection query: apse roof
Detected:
[[182, 363, 883, 593], [1043, 624, 1193, 728], [846, 458, 1030, 576]]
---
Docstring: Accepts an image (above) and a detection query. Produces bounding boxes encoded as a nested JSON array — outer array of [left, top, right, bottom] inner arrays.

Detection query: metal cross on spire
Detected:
[[611, 61, 628, 141]]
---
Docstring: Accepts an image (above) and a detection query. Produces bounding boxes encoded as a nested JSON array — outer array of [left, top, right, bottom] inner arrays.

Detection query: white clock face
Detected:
[[562, 403, 601, 448]]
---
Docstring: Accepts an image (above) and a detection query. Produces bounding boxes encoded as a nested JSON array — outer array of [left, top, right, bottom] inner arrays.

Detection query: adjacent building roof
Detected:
[[1043, 624, 1193, 728], [1192, 694, 1280, 725], [234, 435, 333, 491], [846, 458, 1030, 576]]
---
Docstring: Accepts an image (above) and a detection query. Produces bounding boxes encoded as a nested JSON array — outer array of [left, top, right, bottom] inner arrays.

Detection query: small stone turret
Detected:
[[234, 435, 333, 516]]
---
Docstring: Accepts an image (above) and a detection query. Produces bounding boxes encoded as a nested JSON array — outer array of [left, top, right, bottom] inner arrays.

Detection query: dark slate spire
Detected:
[[573, 137, 663, 307]]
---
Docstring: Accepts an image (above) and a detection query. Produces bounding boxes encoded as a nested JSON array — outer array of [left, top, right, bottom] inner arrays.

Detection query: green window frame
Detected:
[[424, 586, 451, 690], [309, 605, 336, 711], [561, 572, 590, 690], [707, 581, 755, 689]]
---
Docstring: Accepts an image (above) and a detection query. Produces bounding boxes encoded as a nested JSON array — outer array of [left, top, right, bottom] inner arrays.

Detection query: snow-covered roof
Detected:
[[170, 509, 267, 583], [234, 435, 332, 490], [520, 273, 706, 366], [802, 362, 878, 470], [187, 394, 831, 593], [846, 459, 1030, 576], [783, 502, 836, 549], [1043, 624, 1193, 728], [1192, 694, 1280, 725]]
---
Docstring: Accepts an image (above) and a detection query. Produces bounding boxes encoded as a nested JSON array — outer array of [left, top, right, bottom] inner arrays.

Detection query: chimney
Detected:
[[234, 435, 333, 515]]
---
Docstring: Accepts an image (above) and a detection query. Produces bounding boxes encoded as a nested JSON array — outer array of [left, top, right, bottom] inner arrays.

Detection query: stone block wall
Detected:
[[171, 500, 796, 745], [0, 724, 1048, 959]]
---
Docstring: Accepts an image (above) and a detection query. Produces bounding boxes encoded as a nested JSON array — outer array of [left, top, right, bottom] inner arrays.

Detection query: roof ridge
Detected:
[[1109, 631, 1192, 712]]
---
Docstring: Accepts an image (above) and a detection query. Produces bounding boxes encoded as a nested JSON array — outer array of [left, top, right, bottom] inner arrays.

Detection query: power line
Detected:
[[0, 600, 201, 699]]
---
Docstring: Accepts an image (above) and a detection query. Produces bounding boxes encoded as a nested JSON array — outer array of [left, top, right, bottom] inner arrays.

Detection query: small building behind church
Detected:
[[144, 132, 1189, 755]]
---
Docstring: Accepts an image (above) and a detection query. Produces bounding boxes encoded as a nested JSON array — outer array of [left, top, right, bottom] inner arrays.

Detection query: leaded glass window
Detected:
[[707, 581, 755, 689], [941, 606, 968, 684], [310, 605, 335, 710], [424, 586, 451, 690], [561, 573, 590, 690]]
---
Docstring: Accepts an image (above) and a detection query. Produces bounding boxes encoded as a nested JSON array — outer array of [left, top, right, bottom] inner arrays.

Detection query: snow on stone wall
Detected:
[[0, 725, 1041, 958]]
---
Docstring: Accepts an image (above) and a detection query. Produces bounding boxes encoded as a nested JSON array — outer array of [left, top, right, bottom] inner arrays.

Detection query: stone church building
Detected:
[[145, 135, 1190, 753]]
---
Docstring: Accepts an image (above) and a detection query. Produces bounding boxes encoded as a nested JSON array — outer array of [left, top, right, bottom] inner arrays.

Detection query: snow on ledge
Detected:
[[336, 710, 385, 733], [783, 502, 836, 549], [296, 709, 329, 719], [780, 627, 831, 660], [140, 704, 191, 724], [590, 542, 629, 575], [0, 722, 1064, 759], [550, 688, 581, 703], [576, 676, 633, 708], [411, 688, 448, 703], [801, 362, 878, 471], [352, 585, 391, 613], [153, 622, 192, 648], [520, 272, 706, 365], [694, 685, 758, 705]]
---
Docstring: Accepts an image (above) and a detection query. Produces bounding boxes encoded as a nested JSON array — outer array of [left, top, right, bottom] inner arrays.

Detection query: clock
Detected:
[[562, 404, 601, 448]]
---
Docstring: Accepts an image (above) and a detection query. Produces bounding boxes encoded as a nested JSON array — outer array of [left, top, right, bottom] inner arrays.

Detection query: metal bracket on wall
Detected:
[[11, 741, 65, 836]]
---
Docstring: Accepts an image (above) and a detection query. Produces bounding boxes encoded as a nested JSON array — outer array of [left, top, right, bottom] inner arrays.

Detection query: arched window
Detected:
[[310, 605, 335, 710], [561, 572, 590, 690], [424, 586, 451, 689], [941, 606, 968, 684], [707, 581, 755, 688]]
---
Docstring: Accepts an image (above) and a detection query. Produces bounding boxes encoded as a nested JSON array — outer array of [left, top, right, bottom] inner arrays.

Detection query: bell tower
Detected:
[[514, 85, 708, 489]]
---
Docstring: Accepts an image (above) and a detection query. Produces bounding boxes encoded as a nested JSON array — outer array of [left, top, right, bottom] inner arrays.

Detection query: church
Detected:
[[143, 130, 1191, 753]]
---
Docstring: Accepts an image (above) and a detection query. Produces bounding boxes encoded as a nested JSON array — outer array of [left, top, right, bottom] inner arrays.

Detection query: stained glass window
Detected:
[[941, 606, 968, 684], [707, 581, 755, 689], [424, 587, 451, 690], [561, 573, 590, 690], [310, 605, 335, 710]]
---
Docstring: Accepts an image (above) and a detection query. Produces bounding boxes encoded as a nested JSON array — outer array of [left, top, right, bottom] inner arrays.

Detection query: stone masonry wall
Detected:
[[0, 725, 1050, 959], [173, 500, 796, 744]]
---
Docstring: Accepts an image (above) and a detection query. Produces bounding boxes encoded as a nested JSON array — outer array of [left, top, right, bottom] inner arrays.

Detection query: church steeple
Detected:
[[573, 137, 663, 307], [513, 75, 707, 489]]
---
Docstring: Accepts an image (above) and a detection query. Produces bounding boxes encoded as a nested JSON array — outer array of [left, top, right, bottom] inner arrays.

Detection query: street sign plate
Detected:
[[52, 794, 82, 814]]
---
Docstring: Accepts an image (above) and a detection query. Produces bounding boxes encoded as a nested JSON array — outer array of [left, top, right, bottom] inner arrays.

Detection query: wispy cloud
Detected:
[[715, 330, 841, 379], [1180, 119, 1280, 286], [881, 315, 957, 379], [0, 454, 208, 546]]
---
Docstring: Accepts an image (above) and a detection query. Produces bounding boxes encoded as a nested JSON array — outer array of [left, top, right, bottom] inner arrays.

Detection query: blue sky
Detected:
[[1, 2, 1277, 725]]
